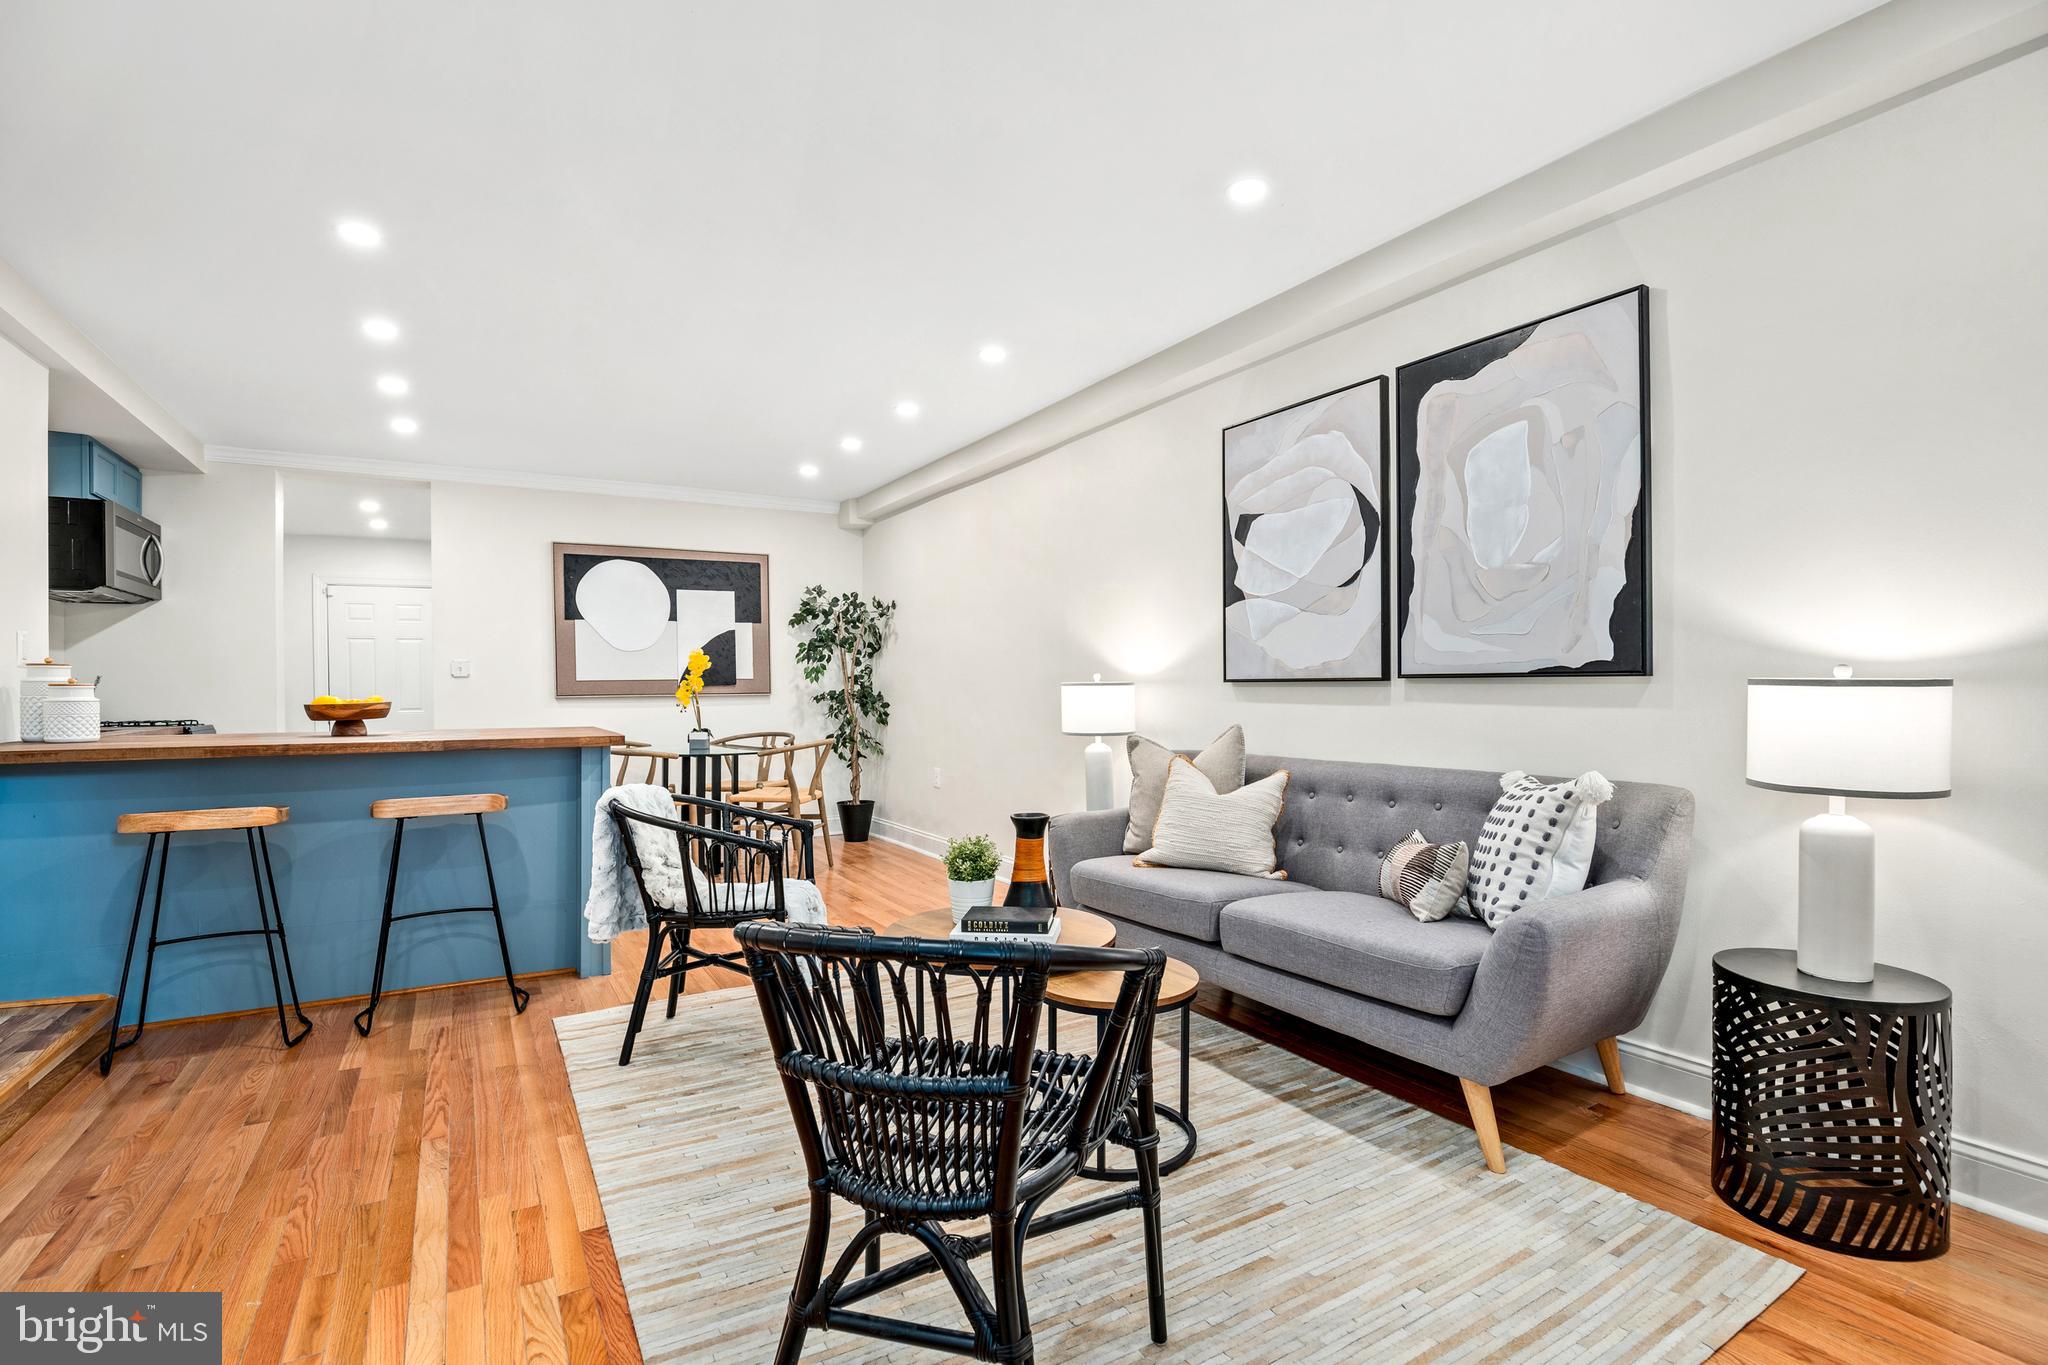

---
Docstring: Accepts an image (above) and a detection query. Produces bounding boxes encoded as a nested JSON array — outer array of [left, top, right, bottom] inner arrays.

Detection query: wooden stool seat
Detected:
[[369, 792, 507, 820], [116, 805, 289, 835]]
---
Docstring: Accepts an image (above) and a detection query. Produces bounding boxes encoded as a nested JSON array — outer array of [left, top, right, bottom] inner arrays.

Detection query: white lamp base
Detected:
[[1797, 800, 1875, 983], [1082, 738, 1114, 812]]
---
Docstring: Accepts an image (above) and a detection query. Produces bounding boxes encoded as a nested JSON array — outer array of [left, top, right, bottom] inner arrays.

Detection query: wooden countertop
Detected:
[[0, 727, 625, 766]]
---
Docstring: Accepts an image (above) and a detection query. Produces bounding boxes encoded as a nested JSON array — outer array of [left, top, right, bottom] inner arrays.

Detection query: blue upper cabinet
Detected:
[[49, 433, 143, 512]]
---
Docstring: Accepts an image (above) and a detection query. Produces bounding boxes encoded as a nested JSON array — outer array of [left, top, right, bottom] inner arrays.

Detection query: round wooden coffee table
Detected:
[[1047, 957, 1201, 1178]]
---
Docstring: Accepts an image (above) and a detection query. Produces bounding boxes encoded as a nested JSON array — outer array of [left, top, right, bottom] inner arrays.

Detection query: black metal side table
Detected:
[[1711, 947, 1952, 1260]]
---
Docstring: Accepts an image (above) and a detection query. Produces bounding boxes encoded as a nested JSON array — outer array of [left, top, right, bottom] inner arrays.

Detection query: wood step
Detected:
[[0, 996, 115, 1146]]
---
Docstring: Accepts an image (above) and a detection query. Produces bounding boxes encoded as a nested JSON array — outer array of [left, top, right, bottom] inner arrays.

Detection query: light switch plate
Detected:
[[449, 659, 472, 678]]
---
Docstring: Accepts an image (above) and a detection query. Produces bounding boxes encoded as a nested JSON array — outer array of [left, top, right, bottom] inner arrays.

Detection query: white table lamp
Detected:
[[1060, 675, 1137, 812], [1746, 667, 1952, 982]]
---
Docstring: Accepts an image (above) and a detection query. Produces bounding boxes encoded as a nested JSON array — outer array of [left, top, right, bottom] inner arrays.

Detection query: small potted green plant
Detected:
[[944, 834, 1001, 921]]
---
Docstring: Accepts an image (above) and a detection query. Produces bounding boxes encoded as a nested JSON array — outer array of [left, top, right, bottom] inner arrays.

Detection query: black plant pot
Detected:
[[838, 800, 875, 843]]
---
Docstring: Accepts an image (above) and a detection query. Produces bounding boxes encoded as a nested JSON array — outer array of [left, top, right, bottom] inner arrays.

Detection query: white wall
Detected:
[[280, 534, 433, 730], [55, 462, 282, 728], [861, 51, 2048, 1215], [0, 336, 50, 739], [429, 482, 866, 792]]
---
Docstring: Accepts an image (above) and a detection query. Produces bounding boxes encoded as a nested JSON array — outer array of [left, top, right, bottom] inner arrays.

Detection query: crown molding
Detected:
[[203, 445, 842, 516], [842, 0, 2048, 528]]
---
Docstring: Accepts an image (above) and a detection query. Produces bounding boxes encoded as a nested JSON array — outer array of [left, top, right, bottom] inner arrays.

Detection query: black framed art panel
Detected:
[[1221, 375, 1391, 682], [1394, 285, 1651, 678]]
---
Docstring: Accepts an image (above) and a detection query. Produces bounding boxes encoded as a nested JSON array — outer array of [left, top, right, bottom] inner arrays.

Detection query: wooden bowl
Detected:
[[304, 701, 392, 737]]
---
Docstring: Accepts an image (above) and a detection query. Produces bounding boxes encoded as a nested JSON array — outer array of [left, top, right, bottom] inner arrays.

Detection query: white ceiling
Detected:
[[0, 1, 1879, 505], [280, 470, 430, 541]]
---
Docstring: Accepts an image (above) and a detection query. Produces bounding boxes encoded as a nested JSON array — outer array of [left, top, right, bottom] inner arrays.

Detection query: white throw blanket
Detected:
[[584, 783, 827, 943]]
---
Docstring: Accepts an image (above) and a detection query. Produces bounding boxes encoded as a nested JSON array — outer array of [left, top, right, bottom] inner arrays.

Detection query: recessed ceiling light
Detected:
[[361, 316, 400, 343], [978, 343, 1007, 365], [367, 517, 390, 531], [336, 219, 384, 249], [374, 374, 410, 397], [389, 415, 419, 435], [358, 498, 381, 513], [1227, 177, 1270, 207], [839, 435, 863, 453], [894, 399, 921, 420], [798, 463, 820, 479]]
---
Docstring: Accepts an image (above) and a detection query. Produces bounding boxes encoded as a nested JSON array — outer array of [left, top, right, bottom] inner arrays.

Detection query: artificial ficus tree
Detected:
[[788, 585, 897, 804]]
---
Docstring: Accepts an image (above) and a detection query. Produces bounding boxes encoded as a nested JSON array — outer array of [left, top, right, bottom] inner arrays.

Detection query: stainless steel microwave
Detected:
[[49, 496, 163, 604]]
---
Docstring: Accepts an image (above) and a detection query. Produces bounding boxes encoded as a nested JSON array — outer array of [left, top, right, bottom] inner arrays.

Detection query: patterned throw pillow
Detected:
[[1123, 726, 1245, 853], [1136, 756, 1289, 877], [1462, 770, 1615, 929], [1379, 831, 1470, 922]]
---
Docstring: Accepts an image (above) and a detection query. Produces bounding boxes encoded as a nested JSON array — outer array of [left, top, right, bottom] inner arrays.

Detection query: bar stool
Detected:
[[101, 804, 312, 1076], [353, 793, 529, 1036]]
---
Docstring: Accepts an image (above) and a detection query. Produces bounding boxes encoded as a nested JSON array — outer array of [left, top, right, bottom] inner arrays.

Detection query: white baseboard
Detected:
[[873, 810, 2048, 1236], [1556, 1036, 2048, 1237], [869, 816, 1014, 880]]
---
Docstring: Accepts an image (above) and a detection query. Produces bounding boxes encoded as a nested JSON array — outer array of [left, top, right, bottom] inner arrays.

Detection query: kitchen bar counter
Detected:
[[0, 726, 617, 765], [0, 726, 622, 1027]]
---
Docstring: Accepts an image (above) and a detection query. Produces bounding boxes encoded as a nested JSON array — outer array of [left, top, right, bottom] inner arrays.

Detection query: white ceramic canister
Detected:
[[18, 658, 74, 741], [41, 677, 102, 743]]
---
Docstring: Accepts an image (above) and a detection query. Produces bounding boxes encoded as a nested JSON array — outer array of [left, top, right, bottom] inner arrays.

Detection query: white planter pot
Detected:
[[947, 878, 996, 920]]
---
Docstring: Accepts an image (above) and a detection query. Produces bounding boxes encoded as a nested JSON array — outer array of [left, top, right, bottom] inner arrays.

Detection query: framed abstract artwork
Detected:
[[552, 542, 771, 697], [1395, 285, 1650, 677], [1222, 375, 1390, 681]]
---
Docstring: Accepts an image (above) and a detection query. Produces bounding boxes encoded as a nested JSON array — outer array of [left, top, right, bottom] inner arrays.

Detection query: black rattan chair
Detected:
[[611, 794, 816, 1066], [736, 921, 1169, 1363]]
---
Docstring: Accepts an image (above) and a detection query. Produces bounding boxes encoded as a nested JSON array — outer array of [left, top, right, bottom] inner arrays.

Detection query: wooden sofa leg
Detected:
[[1458, 1078, 1507, 1175], [1595, 1037, 1627, 1096]]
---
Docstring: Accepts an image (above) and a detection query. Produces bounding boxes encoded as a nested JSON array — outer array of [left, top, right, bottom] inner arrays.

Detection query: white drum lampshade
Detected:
[[1746, 671, 1952, 982], [1060, 676, 1137, 812]]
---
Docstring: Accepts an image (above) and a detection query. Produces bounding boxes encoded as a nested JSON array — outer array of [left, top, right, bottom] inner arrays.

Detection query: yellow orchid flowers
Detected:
[[675, 649, 713, 709]]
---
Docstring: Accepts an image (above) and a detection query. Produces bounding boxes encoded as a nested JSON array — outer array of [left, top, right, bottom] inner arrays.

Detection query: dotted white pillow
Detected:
[[1461, 770, 1614, 929]]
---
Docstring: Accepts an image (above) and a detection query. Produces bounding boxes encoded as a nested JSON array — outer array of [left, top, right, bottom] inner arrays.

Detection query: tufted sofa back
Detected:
[[1249, 754, 1690, 896]]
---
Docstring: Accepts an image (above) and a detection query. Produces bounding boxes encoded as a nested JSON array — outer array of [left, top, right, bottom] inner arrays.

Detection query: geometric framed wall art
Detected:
[[552, 542, 771, 697], [1395, 285, 1650, 677], [1222, 374, 1390, 681]]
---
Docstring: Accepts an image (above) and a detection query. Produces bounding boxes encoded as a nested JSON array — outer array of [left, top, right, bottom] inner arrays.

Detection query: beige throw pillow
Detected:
[[1137, 756, 1289, 877], [1123, 725, 1245, 853]]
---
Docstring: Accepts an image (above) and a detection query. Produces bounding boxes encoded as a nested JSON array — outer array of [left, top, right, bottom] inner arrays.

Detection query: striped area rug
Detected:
[[556, 988, 1798, 1363]]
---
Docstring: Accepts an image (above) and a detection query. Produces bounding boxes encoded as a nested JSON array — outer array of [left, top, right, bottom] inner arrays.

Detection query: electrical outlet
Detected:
[[14, 630, 28, 663], [449, 659, 472, 678], [930, 767, 943, 788]]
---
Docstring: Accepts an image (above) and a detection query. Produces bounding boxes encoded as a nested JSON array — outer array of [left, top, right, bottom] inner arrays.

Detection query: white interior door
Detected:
[[325, 582, 433, 728]]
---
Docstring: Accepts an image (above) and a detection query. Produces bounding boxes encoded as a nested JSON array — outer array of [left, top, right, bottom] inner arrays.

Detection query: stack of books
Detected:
[[951, 906, 1063, 945]]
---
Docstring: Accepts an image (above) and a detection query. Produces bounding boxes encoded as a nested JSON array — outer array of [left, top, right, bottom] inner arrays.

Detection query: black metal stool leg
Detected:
[[246, 829, 312, 1050], [475, 814, 530, 1015], [99, 832, 158, 1076], [257, 827, 312, 1035], [125, 834, 174, 1063], [354, 817, 407, 1036]]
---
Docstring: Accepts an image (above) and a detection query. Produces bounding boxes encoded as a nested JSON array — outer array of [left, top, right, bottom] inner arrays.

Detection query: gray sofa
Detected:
[[1050, 754, 1694, 1172]]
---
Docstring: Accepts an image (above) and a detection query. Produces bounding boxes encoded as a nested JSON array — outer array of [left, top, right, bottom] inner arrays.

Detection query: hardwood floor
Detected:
[[1, 838, 2042, 1363]]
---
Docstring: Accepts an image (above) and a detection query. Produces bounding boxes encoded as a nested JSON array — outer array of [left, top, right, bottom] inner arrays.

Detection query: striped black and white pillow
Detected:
[[1379, 831, 1470, 922]]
